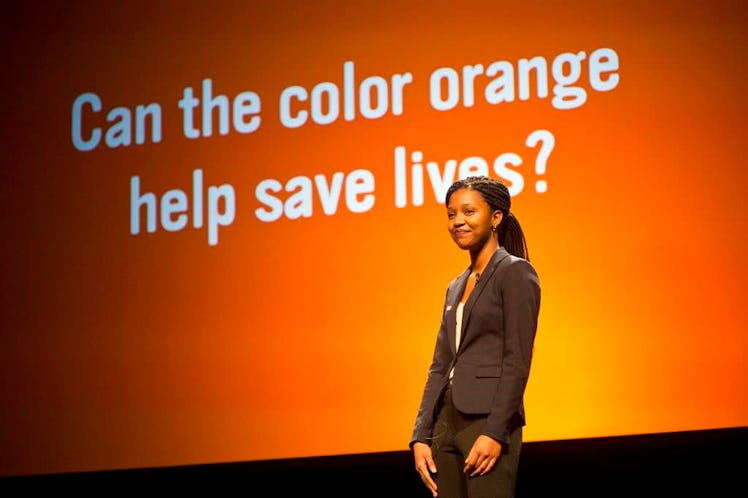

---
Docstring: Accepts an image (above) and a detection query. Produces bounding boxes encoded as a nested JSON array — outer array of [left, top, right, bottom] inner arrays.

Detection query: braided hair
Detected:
[[445, 176, 530, 261]]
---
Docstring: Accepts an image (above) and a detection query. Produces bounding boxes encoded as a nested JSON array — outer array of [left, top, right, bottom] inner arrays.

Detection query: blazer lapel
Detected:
[[446, 268, 470, 354], [459, 248, 510, 350]]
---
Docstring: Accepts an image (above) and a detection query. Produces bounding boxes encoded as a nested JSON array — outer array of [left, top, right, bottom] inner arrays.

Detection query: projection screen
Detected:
[[1, 0, 746, 477]]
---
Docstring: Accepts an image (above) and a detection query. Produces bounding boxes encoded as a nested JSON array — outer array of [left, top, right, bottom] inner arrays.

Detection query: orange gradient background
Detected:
[[1, 0, 746, 477]]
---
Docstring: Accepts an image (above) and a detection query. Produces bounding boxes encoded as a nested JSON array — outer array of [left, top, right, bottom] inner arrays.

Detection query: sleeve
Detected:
[[483, 258, 541, 445], [409, 285, 455, 448]]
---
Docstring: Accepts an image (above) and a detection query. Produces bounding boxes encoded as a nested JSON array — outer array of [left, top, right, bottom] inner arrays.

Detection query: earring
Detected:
[[491, 225, 497, 232]]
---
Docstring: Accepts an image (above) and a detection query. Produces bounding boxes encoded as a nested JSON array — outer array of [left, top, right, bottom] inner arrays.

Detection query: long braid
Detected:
[[445, 176, 530, 261]]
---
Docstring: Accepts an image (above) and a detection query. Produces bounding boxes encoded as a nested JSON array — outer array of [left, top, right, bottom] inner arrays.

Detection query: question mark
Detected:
[[526, 129, 555, 193]]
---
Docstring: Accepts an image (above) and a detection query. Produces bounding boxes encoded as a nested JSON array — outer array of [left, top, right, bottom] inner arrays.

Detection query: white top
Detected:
[[455, 301, 465, 350], [449, 302, 466, 380]]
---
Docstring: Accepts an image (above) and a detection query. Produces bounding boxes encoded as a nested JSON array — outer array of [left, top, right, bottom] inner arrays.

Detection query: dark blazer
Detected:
[[410, 247, 541, 448]]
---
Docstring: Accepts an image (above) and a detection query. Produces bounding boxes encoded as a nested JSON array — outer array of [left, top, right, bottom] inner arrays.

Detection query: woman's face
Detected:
[[446, 188, 501, 251]]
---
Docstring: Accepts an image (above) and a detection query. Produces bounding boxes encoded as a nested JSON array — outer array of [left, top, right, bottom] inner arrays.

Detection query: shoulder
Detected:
[[498, 254, 540, 287], [505, 254, 537, 274], [446, 268, 469, 289], [447, 272, 465, 289], [490, 248, 536, 275]]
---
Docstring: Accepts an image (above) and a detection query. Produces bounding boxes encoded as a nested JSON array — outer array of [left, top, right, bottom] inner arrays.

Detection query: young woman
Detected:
[[410, 176, 541, 498]]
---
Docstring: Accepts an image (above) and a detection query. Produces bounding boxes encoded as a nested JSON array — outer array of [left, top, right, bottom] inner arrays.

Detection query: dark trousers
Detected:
[[430, 385, 522, 498]]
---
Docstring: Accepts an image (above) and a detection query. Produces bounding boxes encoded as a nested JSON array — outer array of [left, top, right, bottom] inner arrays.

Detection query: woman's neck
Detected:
[[469, 240, 499, 274]]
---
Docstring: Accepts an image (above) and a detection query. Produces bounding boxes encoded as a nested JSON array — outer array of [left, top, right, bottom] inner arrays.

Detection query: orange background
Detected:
[[1, 0, 746, 477]]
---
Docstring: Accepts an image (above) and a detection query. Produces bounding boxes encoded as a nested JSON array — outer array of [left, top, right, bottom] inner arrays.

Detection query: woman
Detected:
[[410, 176, 541, 498]]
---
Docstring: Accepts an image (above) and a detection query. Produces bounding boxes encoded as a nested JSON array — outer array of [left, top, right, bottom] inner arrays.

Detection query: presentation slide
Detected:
[[2, 0, 746, 477]]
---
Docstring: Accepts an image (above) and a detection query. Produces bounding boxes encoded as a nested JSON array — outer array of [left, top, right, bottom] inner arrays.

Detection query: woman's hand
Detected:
[[464, 435, 502, 477], [412, 441, 438, 496]]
